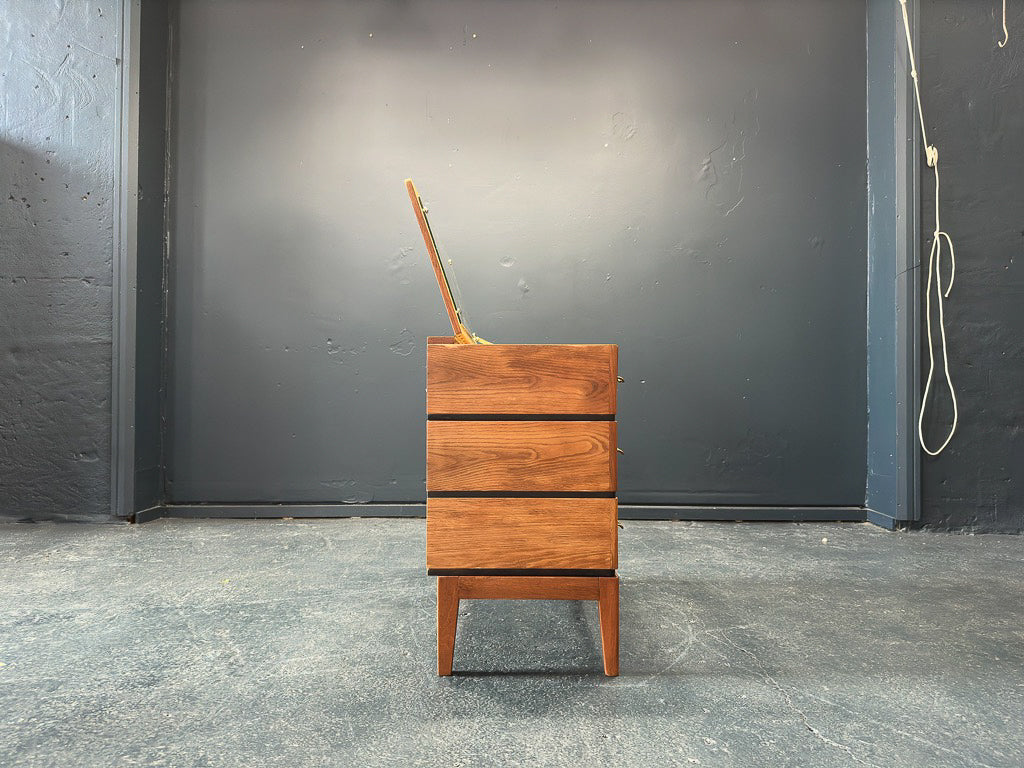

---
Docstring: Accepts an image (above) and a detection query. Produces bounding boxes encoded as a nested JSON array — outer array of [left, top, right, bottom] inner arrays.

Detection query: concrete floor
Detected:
[[0, 519, 1021, 768]]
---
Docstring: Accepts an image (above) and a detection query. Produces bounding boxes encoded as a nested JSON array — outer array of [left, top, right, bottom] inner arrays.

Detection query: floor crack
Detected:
[[713, 629, 883, 768]]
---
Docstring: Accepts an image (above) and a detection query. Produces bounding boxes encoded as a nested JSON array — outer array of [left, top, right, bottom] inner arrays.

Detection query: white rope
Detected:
[[999, 0, 1009, 47], [898, 0, 959, 456]]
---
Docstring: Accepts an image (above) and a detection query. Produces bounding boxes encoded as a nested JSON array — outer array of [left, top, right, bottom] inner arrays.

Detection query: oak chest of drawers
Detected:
[[426, 338, 620, 675]]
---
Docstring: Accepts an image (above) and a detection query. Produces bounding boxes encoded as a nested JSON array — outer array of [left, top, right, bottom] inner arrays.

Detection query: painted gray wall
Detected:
[[167, 0, 868, 507], [918, 2, 1024, 532], [0, 1, 120, 521], [16, 1, 1014, 529]]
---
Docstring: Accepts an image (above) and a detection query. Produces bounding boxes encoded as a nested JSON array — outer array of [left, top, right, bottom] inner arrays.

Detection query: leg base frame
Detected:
[[436, 574, 619, 676]]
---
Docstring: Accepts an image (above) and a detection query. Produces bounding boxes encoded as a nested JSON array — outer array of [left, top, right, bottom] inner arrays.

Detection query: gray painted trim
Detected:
[[135, 504, 866, 524], [135, 504, 426, 522], [895, 0, 921, 524], [112, 0, 141, 520], [865, 507, 901, 530], [621, 506, 866, 522], [0, 513, 130, 525], [901, 0, 925, 524], [159, 1, 179, 504], [864, 0, 920, 526], [132, 506, 165, 524]]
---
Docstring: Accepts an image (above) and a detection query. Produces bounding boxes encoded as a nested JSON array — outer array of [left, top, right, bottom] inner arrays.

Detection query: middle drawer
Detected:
[[426, 420, 616, 493]]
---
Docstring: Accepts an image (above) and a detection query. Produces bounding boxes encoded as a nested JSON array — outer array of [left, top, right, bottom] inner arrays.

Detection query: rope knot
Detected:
[[925, 145, 938, 167]]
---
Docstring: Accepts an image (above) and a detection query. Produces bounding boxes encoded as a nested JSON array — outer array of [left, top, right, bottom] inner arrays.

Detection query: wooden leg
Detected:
[[598, 576, 619, 676], [437, 576, 460, 676], [435, 575, 618, 676]]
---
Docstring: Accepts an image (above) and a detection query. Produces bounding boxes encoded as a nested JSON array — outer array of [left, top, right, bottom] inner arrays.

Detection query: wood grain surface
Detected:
[[436, 577, 459, 676], [455, 575, 603, 601], [426, 497, 617, 570], [434, 575, 620, 675], [427, 344, 617, 414], [598, 576, 620, 676], [426, 420, 617, 492]]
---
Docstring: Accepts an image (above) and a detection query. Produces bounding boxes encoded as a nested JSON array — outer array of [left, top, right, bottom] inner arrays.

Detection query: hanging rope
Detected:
[[898, 0, 959, 456], [999, 0, 1009, 47]]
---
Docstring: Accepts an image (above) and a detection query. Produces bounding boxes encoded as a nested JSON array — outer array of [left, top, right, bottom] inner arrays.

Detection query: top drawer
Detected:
[[427, 343, 618, 415]]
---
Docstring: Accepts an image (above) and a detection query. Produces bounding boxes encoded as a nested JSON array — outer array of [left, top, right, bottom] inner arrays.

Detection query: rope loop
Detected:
[[918, 229, 959, 456], [900, 0, 959, 456]]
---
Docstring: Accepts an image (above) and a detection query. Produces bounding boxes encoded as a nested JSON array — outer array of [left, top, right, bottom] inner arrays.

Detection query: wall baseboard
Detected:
[[865, 507, 902, 530], [620, 506, 866, 522], [0, 512, 124, 524], [134, 504, 867, 524]]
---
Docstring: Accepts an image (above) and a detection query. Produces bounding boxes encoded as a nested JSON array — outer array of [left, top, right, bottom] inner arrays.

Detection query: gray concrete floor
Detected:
[[0, 519, 1021, 767]]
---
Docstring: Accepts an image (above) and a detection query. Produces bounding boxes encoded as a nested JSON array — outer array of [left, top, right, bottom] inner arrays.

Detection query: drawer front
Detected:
[[427, 420, 616, 492], [427, 344, 617, 415], [427, 498, 617, 570]]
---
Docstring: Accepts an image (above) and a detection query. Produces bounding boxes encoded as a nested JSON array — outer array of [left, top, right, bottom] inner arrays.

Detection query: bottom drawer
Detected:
[[427, 497, 617, 570]]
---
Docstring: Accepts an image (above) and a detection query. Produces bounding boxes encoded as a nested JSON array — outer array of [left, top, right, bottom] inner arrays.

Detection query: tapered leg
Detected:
[[598, 576, 619, 676], [437, 576, 460, 675]]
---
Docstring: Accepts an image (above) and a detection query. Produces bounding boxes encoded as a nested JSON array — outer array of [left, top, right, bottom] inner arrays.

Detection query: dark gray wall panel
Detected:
[[918, 2, 1024, 532], [168, 0, 867, 506], [0, 2, 119, 520]]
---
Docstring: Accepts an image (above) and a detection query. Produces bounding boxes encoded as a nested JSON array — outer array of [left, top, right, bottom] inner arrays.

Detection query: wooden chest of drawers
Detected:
[[426, 338, 620, 675]]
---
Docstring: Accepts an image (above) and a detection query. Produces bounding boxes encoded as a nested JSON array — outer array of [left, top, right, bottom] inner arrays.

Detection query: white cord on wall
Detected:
[[898, 0, 959, 456], [999, 0, 1009, 47]]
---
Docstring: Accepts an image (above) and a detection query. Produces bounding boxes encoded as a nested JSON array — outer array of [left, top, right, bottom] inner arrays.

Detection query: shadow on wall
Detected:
[[166, 0, 870, 508], [165, 206, 418, 504], [0, 139, 115, 522]]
